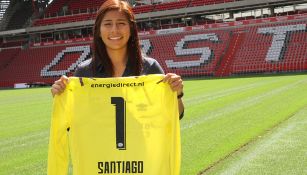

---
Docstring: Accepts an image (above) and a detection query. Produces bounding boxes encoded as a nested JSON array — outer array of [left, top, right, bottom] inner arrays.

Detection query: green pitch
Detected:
[[0, 74, 307, 175]]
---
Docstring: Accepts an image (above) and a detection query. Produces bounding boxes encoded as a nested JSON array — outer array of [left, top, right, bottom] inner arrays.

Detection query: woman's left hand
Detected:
[[163, 73, 185, 119], [163, 73, 183, 96]]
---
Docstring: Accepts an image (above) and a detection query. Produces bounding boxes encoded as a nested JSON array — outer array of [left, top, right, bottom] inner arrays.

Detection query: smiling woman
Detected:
[[100, 10, 131, 51], [99, 10, 132, 76], [90, 0, 142, 77], [50, 0, 185, 115]]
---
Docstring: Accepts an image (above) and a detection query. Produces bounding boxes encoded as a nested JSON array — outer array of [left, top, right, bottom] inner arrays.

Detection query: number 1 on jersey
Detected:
[[111, 97, 126, 150]]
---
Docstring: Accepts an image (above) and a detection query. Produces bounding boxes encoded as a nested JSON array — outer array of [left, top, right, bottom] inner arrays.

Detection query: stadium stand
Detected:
[[33, 0, 240, 27], [44, 0, 68, 17], [154, 0, 190, 11], [2, 16, 307, 87], [33, 13, 95, 26], [141, 29, 230, 76], [67, 0, 105, 14], [1, 0, 307, 88], [0, 44, 91, 87], [189, 0, 235, 7], [230, 21, 307, 75], [0, 48, 20, 70], [132, 4, 155, 14]]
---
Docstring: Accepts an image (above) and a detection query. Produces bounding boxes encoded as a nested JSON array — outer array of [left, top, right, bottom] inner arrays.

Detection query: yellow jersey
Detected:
[[47, 74, 181, 175]]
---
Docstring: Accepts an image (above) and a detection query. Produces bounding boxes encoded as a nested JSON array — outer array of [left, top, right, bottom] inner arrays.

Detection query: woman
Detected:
[[51, 0, 184, 118]]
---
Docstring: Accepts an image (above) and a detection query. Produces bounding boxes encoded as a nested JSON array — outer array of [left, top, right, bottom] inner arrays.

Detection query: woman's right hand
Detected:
[[51, 75, 68, 97]]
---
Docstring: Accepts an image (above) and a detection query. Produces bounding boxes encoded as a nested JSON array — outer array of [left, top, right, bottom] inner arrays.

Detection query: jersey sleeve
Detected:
[[47, 88, 71, 175]]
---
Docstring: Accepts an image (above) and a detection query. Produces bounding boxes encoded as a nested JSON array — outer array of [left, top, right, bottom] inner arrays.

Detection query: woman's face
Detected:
[[100, 10, 131, 52]]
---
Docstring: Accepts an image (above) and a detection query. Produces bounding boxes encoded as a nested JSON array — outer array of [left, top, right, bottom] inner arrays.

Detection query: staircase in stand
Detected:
[[215, 31, 245, 77]]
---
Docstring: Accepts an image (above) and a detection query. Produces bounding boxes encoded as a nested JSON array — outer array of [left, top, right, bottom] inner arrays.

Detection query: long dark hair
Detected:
[[92, 0, 142, 77]]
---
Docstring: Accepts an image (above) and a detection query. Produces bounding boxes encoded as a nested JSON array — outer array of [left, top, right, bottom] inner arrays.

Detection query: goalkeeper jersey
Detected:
[[47, 74, 181, 175]]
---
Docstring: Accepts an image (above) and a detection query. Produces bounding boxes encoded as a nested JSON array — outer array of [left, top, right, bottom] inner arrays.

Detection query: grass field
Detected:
[[0, 74, 307, 175]]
